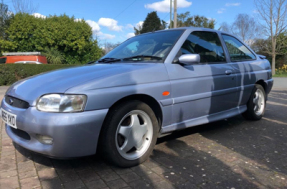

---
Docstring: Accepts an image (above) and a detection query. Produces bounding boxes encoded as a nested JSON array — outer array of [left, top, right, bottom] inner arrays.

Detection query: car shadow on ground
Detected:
[[12, 89, 287, 189]]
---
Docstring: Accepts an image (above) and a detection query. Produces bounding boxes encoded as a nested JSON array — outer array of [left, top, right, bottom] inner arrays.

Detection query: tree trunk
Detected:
[[271, 36, 276, 75], [272, 53, 276, 75]]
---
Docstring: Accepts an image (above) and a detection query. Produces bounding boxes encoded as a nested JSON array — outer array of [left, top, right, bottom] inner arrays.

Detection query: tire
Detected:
[[99, 100, 159, 167], [242, 84, 266, 120]]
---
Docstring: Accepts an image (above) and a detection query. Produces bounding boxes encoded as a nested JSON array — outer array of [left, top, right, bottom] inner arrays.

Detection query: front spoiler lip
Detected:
[[11, 139, 96, 160]]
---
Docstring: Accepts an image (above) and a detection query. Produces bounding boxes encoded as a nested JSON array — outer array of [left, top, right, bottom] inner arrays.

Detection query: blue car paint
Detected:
[[1, 27, 273, 158]]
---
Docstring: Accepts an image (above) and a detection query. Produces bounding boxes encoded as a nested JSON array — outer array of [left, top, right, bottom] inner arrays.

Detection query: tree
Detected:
[[12, 0, 37, 14], [0, 1, 13, 55], [161, 20, 168, 30], [0, 2, 12, 37], [219, 14, 261, 46], [0, 2, 8, 39], [231, 14, 260, 45], [2, 13, 102, 64], [134, 11, 163, 35], [255, 0, 287, 75], [141, 11, 161, 34], [104, 42, 121, 54], [43, 47, 64, 64], [251, 38, 270, 54], [251, 32, 287, 67], [134, 23, 142, 35], [177, 12, 215, 29], [218, 22, 231, 32]]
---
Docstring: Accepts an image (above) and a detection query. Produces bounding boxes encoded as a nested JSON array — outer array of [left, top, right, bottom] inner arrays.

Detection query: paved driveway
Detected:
[[0, 78, 287, 189]]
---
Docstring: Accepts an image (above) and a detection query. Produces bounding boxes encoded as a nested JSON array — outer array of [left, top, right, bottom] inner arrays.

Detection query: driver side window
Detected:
[[177, 31, 226, 63]]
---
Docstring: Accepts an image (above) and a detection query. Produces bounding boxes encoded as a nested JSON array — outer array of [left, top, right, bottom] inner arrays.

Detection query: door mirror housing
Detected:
[[258, 55, 266, 59], [178, 54, 200, 65]]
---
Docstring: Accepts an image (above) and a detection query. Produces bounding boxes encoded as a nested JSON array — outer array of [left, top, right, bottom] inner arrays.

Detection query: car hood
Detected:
[[5, 63, 169, 105]]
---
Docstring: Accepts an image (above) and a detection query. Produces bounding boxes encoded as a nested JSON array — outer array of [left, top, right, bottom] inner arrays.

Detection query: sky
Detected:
[[3, 0, 259, 46]]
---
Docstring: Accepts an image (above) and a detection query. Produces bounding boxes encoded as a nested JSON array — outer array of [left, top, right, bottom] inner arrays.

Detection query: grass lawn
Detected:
[[273, 73, 287, 77]]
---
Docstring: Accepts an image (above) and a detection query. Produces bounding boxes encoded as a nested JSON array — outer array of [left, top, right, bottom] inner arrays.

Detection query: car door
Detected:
[[221, 34, 258, 107], [163, 30, 238, 131]]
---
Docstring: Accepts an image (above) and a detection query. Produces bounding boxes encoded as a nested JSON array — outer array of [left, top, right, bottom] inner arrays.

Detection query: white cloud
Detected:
[[217, 8, 225, 14], [86, 20, 101, 33], [97, 32, 116, 40], [74, 18, 83, 22], [145, 0, 192, 12], [225, 3, 241, 6], [126, 24, 134, 29], [135, 21, 144, 30], [32, 13, 46, 19], [98, 18, 123, 31], [102, 33, 116, 39], [126, 33, 135, 39]]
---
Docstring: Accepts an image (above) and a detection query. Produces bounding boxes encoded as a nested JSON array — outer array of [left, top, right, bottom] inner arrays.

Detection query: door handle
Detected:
[[225, 70, 233, 75]]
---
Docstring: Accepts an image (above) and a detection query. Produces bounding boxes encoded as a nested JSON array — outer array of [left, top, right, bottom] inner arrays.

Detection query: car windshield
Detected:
[[101, 30, 184, 62]]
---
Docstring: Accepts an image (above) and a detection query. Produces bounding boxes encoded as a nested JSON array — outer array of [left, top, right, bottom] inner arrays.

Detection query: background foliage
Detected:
[[134, 11, 166, 35], [176, 12, 215, 29], [1, 13, 102, 64], [0, 64, 76, 85]]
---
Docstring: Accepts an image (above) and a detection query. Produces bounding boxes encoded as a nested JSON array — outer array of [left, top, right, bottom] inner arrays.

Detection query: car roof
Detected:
[[144, 26, 232, 36]]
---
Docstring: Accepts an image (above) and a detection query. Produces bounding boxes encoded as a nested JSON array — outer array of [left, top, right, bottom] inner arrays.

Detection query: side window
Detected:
[[179, 31, 226, 63], [222, 34, 256, 61], [0, 58, 6, 64]]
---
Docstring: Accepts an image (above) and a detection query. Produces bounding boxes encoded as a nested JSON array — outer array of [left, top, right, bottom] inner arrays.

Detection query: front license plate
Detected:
[[1, 108, 17, 129]]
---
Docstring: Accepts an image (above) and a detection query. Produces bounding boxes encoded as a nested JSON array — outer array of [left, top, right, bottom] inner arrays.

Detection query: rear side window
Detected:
[[0, 58, 6, 64], [179, 31, 226, 63], [222, 35, 256, 62]]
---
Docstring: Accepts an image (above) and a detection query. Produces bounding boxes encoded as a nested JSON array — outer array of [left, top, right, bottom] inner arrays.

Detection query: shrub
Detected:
[[275, 64, 287, 75], [43, 47, 65, 64], [0, 64, 77, 86]]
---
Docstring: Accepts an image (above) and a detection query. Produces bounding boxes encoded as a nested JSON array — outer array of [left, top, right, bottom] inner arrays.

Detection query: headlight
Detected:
[[37, 94, 87, 112]]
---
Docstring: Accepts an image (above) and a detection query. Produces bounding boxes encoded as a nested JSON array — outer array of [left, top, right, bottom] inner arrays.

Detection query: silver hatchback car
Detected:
[[1, 27, 273, 167]]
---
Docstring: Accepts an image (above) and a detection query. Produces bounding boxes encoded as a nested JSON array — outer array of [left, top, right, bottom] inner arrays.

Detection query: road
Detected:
[[0, 78, 286, 189]]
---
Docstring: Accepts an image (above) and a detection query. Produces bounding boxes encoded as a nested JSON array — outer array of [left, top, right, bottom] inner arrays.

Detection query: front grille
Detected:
[[5, 96, 30, 109], [10, 127, 31, 140]]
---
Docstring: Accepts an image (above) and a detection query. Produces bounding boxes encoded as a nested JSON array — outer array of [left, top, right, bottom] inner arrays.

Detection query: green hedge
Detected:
[[0, 64, 77, 86]]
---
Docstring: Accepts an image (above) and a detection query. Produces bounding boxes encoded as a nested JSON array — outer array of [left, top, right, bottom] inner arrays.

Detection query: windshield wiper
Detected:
[[97, 57, 121, 63], [123, 55, 162, 61], [86, 60, 97, 64]]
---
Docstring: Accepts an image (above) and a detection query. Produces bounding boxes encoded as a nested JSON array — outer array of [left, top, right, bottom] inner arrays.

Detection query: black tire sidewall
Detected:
[[99, 100, 159, 167], [244, 84, 266, 120]]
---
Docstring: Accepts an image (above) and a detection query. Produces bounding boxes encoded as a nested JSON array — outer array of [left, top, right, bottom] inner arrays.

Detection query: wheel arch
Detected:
[[103, 94, 163, 130], [256, 80, 267, 93]]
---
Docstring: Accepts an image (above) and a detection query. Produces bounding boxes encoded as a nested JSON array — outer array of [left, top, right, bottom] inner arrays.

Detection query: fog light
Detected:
[[36, 134, 53, 145]]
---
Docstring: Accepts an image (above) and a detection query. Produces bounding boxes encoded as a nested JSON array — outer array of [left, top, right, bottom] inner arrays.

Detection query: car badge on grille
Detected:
[[9, 98, 14, 105]]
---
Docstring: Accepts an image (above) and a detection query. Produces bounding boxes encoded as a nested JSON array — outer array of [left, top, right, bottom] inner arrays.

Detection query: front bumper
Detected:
[[1, 97, 108, 158]]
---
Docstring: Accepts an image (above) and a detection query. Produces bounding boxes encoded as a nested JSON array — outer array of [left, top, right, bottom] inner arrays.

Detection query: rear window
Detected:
[[222, 34, 256, 62], [0, 58, 6, 64]]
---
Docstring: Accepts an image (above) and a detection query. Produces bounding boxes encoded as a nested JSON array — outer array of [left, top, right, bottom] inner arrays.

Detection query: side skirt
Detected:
[[160, 105, 247, 134]]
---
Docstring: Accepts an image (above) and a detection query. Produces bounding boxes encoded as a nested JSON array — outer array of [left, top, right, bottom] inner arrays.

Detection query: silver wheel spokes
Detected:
[[253, 89, 265, 116], [116, 110, 153, 160]]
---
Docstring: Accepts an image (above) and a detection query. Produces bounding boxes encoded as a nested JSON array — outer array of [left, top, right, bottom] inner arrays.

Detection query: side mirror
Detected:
[[258, 55, 266, 59], [178, 54, 200, 65]]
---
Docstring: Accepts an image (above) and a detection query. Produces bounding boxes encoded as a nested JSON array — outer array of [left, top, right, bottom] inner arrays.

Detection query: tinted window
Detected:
[[222, 35, 256, 61], [103, 30, 184, 61], [0, 58, 6, 64], [179, 31, 226, 63]]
